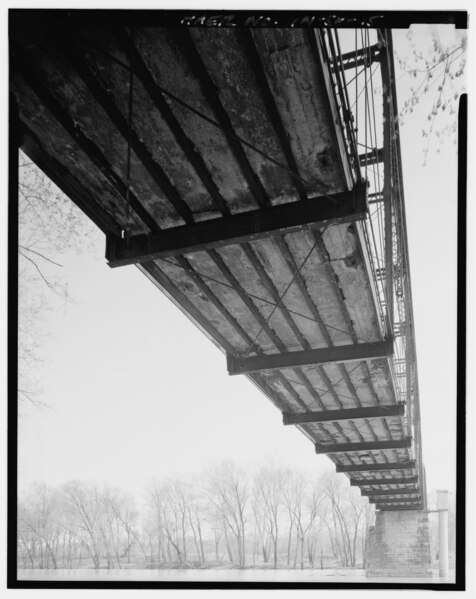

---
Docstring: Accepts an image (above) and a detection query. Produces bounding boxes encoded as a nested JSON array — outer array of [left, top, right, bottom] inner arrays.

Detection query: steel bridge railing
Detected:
[[318, 28, 426, 508]]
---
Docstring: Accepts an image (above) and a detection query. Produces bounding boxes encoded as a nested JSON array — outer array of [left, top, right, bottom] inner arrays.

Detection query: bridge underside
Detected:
[[11, 14, 424, 510]]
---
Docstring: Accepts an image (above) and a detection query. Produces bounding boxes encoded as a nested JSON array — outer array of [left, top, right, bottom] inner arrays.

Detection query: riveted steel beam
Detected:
[[316, 437, 411, 454], [107, 182, 368, 267], [283, 403, 403, 425], [228, 336, 391, 375], [336, 461, 416, 473]]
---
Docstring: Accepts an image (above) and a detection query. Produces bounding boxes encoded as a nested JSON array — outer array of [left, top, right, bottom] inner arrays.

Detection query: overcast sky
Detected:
[[15, 23, 465, 506]]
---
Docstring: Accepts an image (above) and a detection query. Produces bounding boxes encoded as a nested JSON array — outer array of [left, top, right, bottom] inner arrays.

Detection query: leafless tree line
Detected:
[[18, 462, 373, 571]]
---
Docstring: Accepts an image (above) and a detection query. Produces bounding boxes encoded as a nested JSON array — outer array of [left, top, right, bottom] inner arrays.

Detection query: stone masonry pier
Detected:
[[366, 510, 432, 577]]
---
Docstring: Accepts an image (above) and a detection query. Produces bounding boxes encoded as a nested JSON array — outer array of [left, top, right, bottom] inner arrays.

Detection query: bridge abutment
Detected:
[[365, 510, 432, 578]]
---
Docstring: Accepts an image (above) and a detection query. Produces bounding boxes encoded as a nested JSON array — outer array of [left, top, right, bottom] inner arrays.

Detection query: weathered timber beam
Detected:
[[283, 403, 404, 425], [228, 336, 392, 375], [316, 437, 411, 454], [350, 475, 418, 486], [19, 123, 122, 238], [238, 29, 307, 201], [336, 460, 416, 473], [54, 35, 194, 225], [331, 43, 381, 71], [204, 252, 326, 419], [106, 182, 368, 267], [172, 28, 269, 209], [359, 147, 384, 166], [113, 27, 231, 218], [361, 488, 419, 497], [13, 54, 160, 234]]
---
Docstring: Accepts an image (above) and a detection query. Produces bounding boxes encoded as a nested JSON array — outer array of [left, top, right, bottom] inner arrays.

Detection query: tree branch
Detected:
[[19, 245, 63, 268], [19, 249, 61, 292]]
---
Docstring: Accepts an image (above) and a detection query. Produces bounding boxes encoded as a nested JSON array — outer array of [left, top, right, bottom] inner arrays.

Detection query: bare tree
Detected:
[[17, 151, 101, 408], [175, 481, 192, 563], [320, 472, 369, 567], [251, 486, 271, 565], [144, 479, 168, 565], [206, 461, 249, 568], [253, 464, 288, 568], [100, 486, 145, 567], [18, 483, 62, 568], [186, 486, 207, 566], [395, 26, 467, 164], [18, 465, 373, 571], [61, 481, 135, 569], [296, 483, 323, 570], [145, 479, 187, 565], [211, 524, 224, 563], [282, 471, 303, 567]]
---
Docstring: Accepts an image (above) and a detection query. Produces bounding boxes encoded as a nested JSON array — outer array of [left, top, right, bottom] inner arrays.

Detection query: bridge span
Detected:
[[11, 13, 430, 574]]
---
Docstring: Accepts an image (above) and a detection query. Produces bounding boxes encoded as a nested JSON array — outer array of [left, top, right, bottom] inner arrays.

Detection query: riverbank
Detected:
[[17, 567, 455, 584]]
